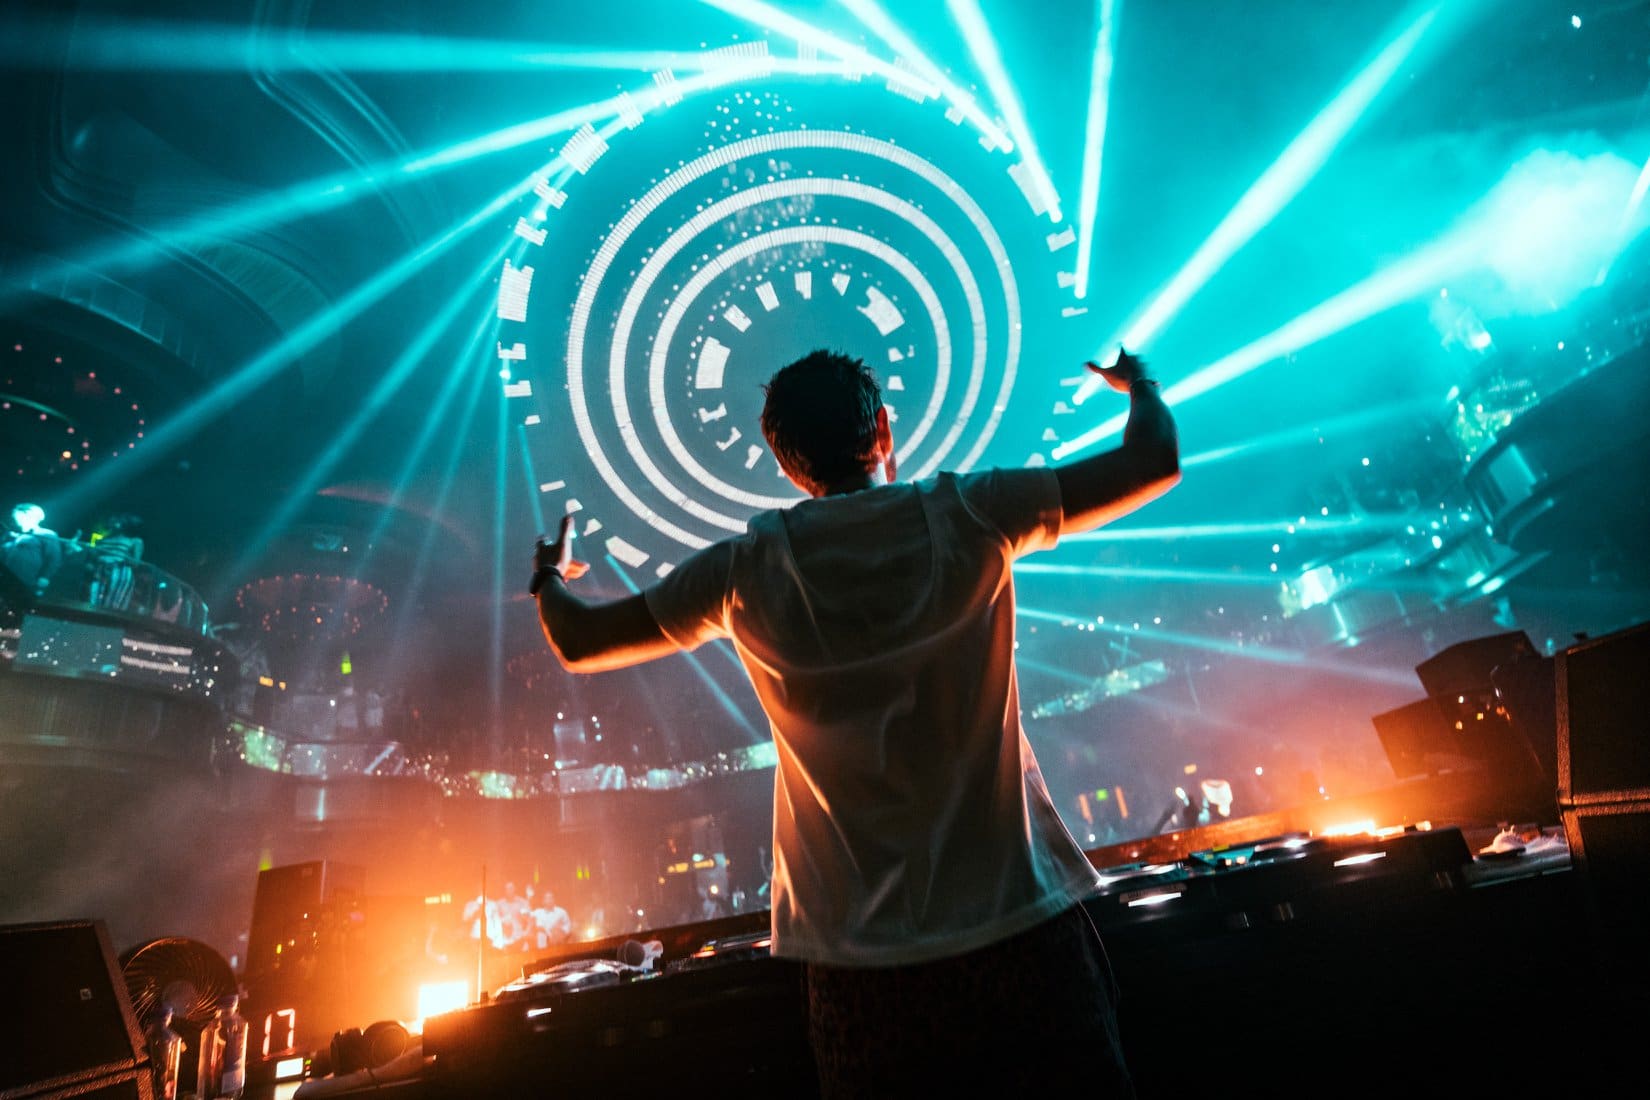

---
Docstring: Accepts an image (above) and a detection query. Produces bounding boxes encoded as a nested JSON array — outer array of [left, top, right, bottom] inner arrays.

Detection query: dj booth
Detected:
[[257, 820, 1627, 1099], [303, 622, 1650, 1096]]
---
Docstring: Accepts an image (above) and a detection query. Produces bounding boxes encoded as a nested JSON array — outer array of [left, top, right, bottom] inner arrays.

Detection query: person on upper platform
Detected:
[[3, 503, 67, 597], [90, 513, 143, 610]]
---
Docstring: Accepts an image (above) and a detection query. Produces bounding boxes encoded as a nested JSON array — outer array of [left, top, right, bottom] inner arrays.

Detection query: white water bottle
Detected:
[[216, 995, 248, 1099], [144, 1007, 183, 1100], [194, 1002, 224, 1099]]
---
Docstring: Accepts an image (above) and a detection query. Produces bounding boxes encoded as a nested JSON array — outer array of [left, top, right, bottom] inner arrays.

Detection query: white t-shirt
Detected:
[[644, 468, 1102, 967], [532, 904, 572, 946]]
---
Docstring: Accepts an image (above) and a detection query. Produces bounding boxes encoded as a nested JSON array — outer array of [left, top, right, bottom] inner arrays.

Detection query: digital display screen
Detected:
[[261, 1008, 298, 1059], [15, 616, 123, 677]]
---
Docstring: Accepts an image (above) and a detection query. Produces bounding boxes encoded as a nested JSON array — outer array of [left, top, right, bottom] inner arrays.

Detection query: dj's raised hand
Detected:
[[536, 514, 590, 582], [1085, 346, 1152, 394]]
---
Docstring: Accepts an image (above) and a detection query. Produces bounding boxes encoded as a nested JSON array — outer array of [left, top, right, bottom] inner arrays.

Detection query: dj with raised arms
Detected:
[[531, 346, 1178, 1095]]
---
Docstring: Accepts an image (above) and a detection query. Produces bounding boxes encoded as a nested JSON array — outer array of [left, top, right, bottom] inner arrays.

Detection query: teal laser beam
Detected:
[[49, 161, 548, 520], [3, 16, 746, 73], [605, 555, 763, 740], [1072, 2, 1452, 404], [835, 0, 1013, 151], [946, 0, 1062, 220], [1073, 0, 1119, 299], [223, 240, 513, 588]]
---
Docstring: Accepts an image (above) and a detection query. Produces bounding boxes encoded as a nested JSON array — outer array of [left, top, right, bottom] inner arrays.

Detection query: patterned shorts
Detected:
[[802, 905, 1135, 1098]]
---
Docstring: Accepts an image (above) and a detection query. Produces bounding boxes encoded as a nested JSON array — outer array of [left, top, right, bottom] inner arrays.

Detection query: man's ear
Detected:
[[876, 406, 896, 483]]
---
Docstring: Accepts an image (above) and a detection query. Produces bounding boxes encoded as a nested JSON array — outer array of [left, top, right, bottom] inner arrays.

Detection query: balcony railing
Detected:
[[2, 534, 211, 634], [223, 717, 779, 798]]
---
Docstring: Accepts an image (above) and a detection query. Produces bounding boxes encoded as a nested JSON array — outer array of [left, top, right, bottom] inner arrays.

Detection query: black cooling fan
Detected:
[[121, 937, 237, 1029]]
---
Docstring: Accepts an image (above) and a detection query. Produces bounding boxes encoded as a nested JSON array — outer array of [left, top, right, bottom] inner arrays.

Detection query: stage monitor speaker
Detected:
[[1489, 652, 1558, 789], [0, 920, 154, 1100], [1371, 691, 1547, 800], [244, 861, 363, 988], [1372, 697, 1457, 779], [243, 861, 365, 1060], [1415, 630, 1539, 702], [1406, 630, 1556, 799]]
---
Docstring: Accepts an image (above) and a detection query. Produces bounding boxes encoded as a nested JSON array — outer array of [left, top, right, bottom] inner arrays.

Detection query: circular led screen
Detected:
[[498, 58, 1072, 577]]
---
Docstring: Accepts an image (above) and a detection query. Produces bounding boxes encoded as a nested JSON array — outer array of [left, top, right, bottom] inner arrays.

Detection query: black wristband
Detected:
[[1129, 377, 1160, 392], [529, 565, 564, 596]]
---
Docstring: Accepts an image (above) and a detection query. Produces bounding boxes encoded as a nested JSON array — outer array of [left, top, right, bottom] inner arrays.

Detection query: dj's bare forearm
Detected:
[[1055, 380, 1180, 535], [535, 577, 679, 673], [1121, 379, 1177, 461]]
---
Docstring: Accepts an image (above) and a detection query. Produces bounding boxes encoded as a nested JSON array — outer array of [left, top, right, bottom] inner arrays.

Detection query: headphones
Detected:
[[328, 1019, 410, 1076]]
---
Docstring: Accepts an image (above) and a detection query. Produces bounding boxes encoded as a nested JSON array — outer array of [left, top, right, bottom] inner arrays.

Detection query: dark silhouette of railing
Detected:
[[2, 533, 211, 634]]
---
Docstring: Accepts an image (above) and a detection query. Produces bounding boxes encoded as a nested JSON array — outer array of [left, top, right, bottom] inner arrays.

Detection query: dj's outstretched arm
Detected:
[[1053, 347, 1180, 536], [532, 515, 680, 673]]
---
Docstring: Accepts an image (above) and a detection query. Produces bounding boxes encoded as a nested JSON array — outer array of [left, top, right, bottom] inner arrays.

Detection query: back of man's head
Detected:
[[760, 349, 882, 496]]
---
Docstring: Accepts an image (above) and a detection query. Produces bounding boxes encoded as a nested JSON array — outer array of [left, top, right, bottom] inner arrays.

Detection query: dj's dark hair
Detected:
[[760, 350, 883, 496]]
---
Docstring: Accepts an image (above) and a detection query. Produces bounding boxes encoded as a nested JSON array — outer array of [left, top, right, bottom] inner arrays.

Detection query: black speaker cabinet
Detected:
[[242, 861, 365, 1056], [1416, 630, 1539, 702], [1555, 621, 1650, 979], [0, 920, 154, 1100], [1556, 620, 1650, 801], [243, 861, 363, 988], [1395, 631, 1556, 802], [1371, 697, 1453, 779], [1561, 799, 1650, 911]]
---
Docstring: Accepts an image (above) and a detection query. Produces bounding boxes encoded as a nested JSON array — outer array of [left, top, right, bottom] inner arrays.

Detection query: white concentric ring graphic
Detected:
[[616, 179, 980, 512], [642, 226, 951, 526], [492, 45, 1074, 575], [563, 129, 1022, 552]]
